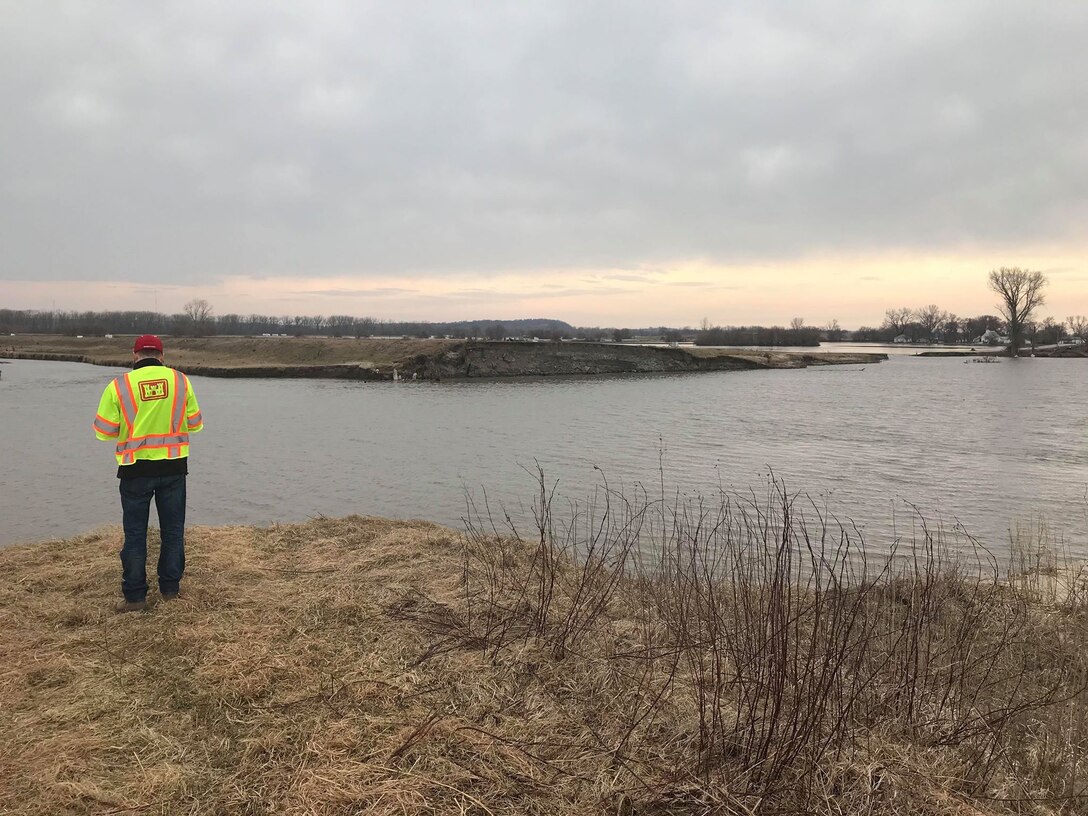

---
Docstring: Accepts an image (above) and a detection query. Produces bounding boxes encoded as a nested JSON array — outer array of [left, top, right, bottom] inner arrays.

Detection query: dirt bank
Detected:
[[424, 343, 882, 378], [1, 335, 885, 380]]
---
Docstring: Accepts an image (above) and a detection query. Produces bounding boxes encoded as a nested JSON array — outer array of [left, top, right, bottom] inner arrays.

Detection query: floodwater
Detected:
[[1, 354, 1086, 556]]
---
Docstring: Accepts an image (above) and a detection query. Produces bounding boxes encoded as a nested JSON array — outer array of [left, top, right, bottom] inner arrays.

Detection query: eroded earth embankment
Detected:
[[1, 335, 886, 380]]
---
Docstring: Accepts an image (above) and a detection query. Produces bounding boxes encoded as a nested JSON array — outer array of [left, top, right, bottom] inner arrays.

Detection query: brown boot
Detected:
[[161, 592, 179, 601], [116, 599, 147, 613]]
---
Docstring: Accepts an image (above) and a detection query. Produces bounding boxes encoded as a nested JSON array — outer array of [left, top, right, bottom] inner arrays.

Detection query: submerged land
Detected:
[[1, 334, 885, 380], [2, 508, 1087, 815]]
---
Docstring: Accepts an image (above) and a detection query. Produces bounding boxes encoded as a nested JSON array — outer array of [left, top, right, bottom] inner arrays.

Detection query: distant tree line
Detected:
[[5, 268, 1078, 352], [1, 309, 154, 337], [860, 310, 1084, 348], [0, 306, 589, 341], [855, 268, 1084, 353], [853, 309, 1010, 345], [860, 309, 1084, 348], [0, 306, 842, 348], [860, 275, 1082, 350], [0, 305, 709, 344], [693, 317, 822, 347]]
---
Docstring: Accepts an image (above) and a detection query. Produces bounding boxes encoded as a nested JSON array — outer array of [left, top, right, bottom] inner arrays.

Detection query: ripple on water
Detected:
[[1, 357, 1086, 555]]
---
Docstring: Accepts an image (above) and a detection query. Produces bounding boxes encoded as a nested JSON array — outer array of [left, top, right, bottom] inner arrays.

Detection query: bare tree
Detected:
[[1068, 315, 1088, 339], [988, 268, 1047, 356], [913, 304, 948, 342], [183, 298, 212, 322], [182, 298, 214, 336], [789, 317, 805, 331], [882, 307, 913, 336], [355, 316, 377, 338], [304, 314, 327, 335], [327, 315, 356, 337], [944, 313, 961, 343], [1038, 316, 1064, 346]]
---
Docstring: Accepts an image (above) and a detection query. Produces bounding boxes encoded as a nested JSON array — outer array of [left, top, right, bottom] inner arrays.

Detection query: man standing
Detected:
[[93, 335, 204, 612]]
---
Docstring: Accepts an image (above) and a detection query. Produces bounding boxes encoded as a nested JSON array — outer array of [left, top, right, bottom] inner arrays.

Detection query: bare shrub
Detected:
[[434, 471, 1088, 812]]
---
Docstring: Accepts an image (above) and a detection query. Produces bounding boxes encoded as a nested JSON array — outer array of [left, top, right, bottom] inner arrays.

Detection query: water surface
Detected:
[[1, 356, 1085, 556]]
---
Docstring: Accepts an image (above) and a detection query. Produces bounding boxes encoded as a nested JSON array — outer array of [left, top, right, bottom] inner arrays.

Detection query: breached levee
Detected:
[[417, 342, 883, 378], [2, 335, 886, 380]]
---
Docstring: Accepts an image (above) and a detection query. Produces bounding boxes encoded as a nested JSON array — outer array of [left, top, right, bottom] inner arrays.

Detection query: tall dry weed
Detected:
[[425, 471, 1088, 812]]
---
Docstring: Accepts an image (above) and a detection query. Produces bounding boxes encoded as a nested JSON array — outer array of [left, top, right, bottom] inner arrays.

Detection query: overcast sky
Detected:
[[2, 1, 1086, 327]]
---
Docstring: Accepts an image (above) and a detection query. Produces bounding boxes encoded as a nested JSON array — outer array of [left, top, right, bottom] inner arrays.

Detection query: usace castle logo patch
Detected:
[[139, 379, 170, 401]]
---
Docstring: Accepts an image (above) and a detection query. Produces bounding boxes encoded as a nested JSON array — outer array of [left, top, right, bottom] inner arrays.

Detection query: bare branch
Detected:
[[988, 268, 1047, 355]]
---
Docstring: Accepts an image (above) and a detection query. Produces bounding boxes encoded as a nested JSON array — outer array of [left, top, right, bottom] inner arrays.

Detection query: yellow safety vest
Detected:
[[94, 365, 204, 465]]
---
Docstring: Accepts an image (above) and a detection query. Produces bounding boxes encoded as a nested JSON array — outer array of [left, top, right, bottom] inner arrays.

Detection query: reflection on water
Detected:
[[1, 356, 1086, 555]]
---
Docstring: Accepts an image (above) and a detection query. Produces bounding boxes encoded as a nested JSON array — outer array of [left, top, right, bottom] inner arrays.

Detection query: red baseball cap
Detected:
[[133, 334, 164, 353]]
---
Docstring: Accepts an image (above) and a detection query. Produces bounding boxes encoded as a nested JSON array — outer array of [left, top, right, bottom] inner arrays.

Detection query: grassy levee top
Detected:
[[2, 515, 1087, 814], [1, 334, 886, 380]]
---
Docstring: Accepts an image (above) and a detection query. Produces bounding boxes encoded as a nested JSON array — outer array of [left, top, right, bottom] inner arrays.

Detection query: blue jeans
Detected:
[[119, 475, 187, 601]]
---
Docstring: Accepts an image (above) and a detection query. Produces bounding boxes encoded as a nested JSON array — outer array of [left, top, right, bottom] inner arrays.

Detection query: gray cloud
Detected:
[[441, 285, 633, 301], [289, 287, 418, 297], [2, 1, 1087, 285], [602, 273, 659, 283]]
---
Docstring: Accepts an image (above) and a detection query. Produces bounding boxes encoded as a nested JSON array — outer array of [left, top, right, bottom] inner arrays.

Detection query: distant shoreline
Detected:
[[1, 335, 886, 380]]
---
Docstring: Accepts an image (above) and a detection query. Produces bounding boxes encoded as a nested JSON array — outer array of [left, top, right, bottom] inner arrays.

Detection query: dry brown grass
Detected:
[[2, 334, 459, 370], [0, 517, 478, 815], [3, 334, 881, 376], [2, 488, 1087, 815]]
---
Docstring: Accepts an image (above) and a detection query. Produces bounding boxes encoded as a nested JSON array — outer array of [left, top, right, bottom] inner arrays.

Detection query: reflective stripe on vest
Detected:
[[116, 433, 190, 464], [187, 410, 203, 427], [94, 415, 121, 435], [170, 370, 186, 432], [114, 375, 137, 430]]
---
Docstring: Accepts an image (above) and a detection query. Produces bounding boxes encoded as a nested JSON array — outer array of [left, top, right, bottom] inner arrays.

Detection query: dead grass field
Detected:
[[3, 484, 1087, 815], [2, 335, 883, 378], [1, 334, 459, 370], [0, 517, 472, 815]]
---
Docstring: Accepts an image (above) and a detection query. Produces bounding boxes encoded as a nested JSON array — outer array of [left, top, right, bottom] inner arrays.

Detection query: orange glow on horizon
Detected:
[[5, 248, 1087, 329]]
